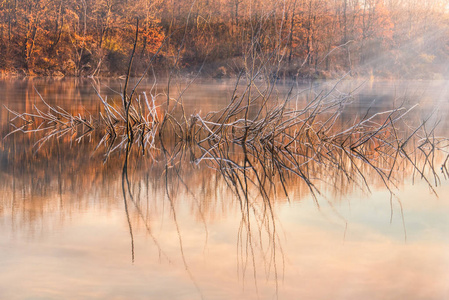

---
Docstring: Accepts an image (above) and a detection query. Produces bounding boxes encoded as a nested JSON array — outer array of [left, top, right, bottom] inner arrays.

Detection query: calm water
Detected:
[[1, 78, 449, 299]]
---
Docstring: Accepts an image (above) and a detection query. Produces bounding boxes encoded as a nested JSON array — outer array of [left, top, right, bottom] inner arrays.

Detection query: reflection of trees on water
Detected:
[[1, 117, 448, 296], [2, 78, 449, 297]]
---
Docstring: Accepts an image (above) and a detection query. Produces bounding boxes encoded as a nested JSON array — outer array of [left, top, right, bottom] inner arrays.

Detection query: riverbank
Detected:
[[1, 61, 447, 81]]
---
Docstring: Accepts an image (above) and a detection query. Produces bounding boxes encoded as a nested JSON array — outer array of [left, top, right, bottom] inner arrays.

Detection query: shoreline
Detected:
[[1, 67, 447, 81]]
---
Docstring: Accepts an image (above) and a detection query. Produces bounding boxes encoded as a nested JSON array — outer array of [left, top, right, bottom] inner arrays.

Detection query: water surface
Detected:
[[1, 78, 449, 300]]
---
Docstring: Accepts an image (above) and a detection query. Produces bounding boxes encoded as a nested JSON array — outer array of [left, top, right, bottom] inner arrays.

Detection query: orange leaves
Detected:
[[140, 26, 165, 54], [0, 0, 448, 77]]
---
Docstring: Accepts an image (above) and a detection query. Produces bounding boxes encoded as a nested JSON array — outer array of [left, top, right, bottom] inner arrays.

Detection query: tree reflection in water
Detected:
[[1, 78, 449, 298]]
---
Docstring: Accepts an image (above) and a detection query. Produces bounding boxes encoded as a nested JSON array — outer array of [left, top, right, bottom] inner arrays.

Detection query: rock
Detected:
[[53, 71, 65, 77], [213, 66, 229, 78]]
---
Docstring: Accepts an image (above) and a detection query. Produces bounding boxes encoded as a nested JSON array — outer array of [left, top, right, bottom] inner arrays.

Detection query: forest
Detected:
[[0, 0, 448, 78]]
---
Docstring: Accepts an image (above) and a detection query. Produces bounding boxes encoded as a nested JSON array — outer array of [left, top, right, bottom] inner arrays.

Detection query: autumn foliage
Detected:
[[0, 0, 448, 78]]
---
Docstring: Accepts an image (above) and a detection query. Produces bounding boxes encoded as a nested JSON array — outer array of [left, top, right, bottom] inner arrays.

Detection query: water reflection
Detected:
[[1, 78, 449, 299]]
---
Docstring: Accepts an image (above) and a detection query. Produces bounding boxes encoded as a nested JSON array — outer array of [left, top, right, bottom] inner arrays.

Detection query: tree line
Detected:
[[0, 0, 448, 78]]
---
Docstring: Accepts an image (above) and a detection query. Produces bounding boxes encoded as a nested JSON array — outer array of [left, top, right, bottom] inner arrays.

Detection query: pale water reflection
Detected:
[[1, 78, 449, 300]]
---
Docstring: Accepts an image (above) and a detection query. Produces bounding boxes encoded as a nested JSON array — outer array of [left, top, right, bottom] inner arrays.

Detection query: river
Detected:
[[1, 77, 449, 299]]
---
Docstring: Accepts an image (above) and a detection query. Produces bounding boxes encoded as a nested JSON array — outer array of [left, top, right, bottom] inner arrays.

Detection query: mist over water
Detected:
[[1, 78, 449, 299]]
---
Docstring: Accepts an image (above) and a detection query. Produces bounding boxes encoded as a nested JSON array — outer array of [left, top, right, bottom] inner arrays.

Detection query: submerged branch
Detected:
[[5, 77, 448, 206]]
